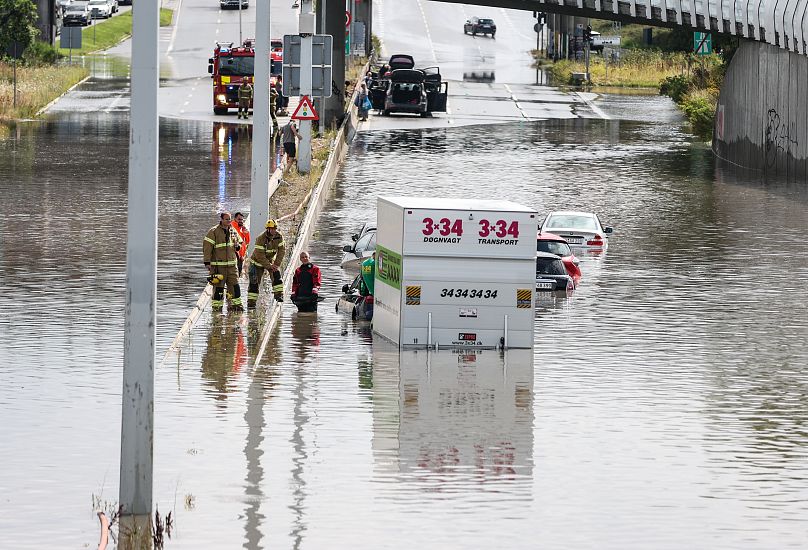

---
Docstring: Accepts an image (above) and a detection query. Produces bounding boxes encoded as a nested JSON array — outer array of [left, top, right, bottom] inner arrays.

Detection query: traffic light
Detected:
[[584, 25, 592, 42]]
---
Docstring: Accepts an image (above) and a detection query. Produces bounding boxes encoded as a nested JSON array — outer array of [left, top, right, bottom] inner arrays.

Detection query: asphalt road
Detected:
[[47, 0, 599, 126]]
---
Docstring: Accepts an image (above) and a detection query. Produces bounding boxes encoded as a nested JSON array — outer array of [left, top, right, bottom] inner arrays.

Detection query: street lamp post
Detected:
[[250, 0, 272, 245], [298, 0, 314, 173]]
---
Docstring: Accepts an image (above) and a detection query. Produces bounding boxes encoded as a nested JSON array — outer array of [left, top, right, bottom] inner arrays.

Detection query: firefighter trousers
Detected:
[[247, 263, 283, 306], [238, 99, 250, 118], [212, 266, 243, 310]]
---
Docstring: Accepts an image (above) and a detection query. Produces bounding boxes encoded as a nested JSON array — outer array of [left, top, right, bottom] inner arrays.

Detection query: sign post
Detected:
[[250, 0, 272, 248], [298, 0, 316, 173], [694, 32, 712, 55], [60, 26, 82, 64]]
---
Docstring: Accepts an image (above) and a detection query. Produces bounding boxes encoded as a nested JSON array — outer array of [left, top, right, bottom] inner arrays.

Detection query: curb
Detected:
[[35, 74, 91, 116]]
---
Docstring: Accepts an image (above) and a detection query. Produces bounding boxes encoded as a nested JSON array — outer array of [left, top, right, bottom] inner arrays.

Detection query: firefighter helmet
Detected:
[[266, 219, 278, 229], [207, 274, 225, 285]]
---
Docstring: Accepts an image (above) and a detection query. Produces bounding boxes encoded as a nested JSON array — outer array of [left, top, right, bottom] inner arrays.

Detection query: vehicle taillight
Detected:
[[586, 234, 603, 246], [566, 279, 575, 291], [365, 296, 374, 304]]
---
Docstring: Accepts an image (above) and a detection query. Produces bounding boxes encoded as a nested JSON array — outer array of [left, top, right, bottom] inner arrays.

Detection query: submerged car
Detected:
[[369, 54, 448, 117], [341, 227, 376, 270], [539, 211, 613, 252], [537, 232, 581, 286], [464, 17, 496, 37], [336, 275, 373, 321], [535, 252, 575, 293]]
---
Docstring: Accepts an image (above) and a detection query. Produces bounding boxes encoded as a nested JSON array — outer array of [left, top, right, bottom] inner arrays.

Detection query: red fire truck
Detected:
[[207, 39, 283, 115]]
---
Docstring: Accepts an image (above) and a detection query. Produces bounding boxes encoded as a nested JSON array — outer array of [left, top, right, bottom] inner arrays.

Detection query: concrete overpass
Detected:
[[430, 0, 808, 179]]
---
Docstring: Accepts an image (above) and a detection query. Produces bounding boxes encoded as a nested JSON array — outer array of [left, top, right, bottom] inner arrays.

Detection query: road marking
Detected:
[[416, 0, 438, 63], [499, 7, 533, 42], [574, 92, 611, 119], [183, 101, 189, 106], [166, 0, 185, 55], [503, 84, 528, 119], [104, 93, 125, 113]]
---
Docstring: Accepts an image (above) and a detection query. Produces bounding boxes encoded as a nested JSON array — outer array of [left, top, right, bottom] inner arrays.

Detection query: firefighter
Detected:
[[203, 212, 244, 312], [247, 219, 285, 307], [238, 77, 254, 119], [270, 85, 279, 136], [231, 211, 250, 277]]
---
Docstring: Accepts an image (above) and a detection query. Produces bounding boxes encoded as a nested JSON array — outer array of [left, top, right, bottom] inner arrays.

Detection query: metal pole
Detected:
[[535, 19, 540, 85], [239, 0, 243, 44], [120, 0, 159, 521], [585, 39, 590, 83], [12, 43, 17, 109], [298, 0, 314, 173], [318, 0, 326, 137], [251, 0, 271, 247], [349, 0, 355, 63]]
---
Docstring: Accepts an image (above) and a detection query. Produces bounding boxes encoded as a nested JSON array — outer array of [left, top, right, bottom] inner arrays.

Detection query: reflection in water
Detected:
[[463, 71, 496, 83], [200, 315, 248, 404], [373, 348, 533, 491]]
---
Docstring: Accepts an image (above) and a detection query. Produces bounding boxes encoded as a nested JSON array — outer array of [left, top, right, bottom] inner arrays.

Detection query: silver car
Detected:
[[340, 226, 376, 271], [539, 211, 613, 251]]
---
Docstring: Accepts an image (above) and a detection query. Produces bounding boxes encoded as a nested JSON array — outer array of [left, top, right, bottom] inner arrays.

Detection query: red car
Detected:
[[537, 232, 581, 287]]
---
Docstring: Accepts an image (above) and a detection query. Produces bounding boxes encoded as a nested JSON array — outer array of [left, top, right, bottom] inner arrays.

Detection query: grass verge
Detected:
[[57, 8, 173, 56], [0, 63, 89, 120]]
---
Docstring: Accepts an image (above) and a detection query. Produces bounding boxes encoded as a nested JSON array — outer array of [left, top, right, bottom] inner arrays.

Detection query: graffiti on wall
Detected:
[[765, 109, 799, 170]]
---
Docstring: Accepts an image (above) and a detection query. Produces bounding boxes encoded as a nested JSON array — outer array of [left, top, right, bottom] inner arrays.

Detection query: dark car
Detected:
[[63, 3, 91, 26], [535, 252, 575, 293], [336, 275, 373, 321], [464, 17, 496, 37], [369, 55, 448, 117]]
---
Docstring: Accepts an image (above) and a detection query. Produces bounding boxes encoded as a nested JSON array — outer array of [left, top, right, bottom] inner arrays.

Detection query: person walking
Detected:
[[231, 211, 250, 277], [247, 219, 286, 307], [355, 82, 370, 121], [280, 119, 300, 169], [238, 77, 254, 119], [203, 212, 244, 312], [291, 251, 322, 312]]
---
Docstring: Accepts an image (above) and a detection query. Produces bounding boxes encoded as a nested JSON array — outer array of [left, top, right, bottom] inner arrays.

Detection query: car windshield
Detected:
[[219, 56, 255, 76], [545, 214, 599, 231], [537, 240, 572, 256], [66, 5, 85, 10], [355, 232, 376, 253], [479, 19, 494, 24], [536, 258, 567, 276], [89, 0, 105, 5]]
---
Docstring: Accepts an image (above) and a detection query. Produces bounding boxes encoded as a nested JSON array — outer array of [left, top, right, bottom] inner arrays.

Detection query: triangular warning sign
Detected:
[[291, 95, 319, 121]]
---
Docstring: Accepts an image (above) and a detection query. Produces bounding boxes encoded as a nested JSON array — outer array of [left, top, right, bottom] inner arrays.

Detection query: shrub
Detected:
[[22, 40, 61, 65], [659, 74, 691, 103], [681, 89, 717, 138]]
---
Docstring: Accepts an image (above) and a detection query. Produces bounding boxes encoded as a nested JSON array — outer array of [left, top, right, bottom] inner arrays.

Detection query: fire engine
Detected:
[[207, 39, 283, 115]]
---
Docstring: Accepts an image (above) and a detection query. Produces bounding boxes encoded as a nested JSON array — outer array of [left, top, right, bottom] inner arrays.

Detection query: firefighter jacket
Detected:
[[203, 223, 242, 270], [250, 230, 285, 271], [239, 83, 254, 102], [231, 221, 250, 260]]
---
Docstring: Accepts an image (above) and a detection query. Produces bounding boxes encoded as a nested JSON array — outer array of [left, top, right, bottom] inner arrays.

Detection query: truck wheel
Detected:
[[214, 106, 228, 115]]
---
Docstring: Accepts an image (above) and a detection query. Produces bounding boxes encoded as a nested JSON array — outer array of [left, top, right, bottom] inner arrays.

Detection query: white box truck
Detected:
[[373, 196, 538, 349]]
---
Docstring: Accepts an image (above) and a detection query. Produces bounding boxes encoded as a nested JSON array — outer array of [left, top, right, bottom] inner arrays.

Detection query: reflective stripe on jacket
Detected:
[[250, 230, 285, 270], [203, 224, 242, 268]]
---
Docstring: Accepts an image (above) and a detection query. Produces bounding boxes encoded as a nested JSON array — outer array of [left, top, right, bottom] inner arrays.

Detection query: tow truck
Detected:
[[207, 38, 283, 115]]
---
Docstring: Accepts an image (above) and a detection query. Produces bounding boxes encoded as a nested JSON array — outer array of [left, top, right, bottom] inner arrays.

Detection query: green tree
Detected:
[[0, 0, 38, 56]]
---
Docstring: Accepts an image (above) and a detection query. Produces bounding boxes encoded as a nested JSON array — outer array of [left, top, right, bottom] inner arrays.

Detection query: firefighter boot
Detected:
[[274, 292, 284, 303]]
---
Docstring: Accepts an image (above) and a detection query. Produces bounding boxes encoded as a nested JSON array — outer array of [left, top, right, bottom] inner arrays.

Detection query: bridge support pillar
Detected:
[[713, 41, 808, 180]]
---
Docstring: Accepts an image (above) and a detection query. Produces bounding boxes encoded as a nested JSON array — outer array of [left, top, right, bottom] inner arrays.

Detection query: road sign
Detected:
[[282, 34, 333, 97], [291, 95, 319, 121], [694, 32, 712, 55], [60, 26, 83, 49], [345, 10, 351, 27]]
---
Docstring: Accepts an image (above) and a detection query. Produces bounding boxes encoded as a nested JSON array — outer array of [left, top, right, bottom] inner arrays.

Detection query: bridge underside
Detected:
[[432, 0, 805, 51]]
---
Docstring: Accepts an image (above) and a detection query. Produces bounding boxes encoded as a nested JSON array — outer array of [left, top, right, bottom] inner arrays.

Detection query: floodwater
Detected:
[[2, 91, 808, 549]]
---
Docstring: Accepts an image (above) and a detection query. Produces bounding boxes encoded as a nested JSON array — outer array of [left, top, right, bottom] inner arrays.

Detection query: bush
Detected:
[[659, 74, 691, 103], [681, 89, 717, 138], [22, 40, 61, 65]]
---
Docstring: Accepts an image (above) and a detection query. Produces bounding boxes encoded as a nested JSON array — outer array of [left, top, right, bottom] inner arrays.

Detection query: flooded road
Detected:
[[2, 90, 808, 548]]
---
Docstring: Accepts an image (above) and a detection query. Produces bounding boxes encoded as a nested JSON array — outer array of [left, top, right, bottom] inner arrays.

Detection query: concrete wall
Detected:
[[36, 0, 58, 45], [714, 41, 808, 181]]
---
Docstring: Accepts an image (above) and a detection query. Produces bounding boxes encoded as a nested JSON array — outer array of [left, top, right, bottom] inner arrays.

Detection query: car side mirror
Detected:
[[342, 244, 353, 253], [207, 65, 213, 74], [342, 284, 350, 293], [351, 233, 359, 242], [604, 227, 613, 234]]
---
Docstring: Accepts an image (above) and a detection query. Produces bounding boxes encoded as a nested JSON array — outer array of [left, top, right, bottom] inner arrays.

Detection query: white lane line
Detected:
[[183, 101, 190, 106], [574, 92, 611, 119], [503, 83, 529, 119], [499, 7, 533, 42], [166, 0, 185, 55], [104, 93, 125, 113], [415, 0, 438, 63]]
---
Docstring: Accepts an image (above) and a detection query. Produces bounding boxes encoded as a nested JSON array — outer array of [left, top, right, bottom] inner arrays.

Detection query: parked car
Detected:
[[535, 252, 575, 294], [88, 0, 112, 19], [106, 0, 118, 14], [463, 17, 496, 37], [336, 275, 374, 321], [57, 0, 73, 14], [539, 211, 613, 252], [341, 226, 376, 270], [63, 3, 92, 26], [537, 232, 581, 286], [220, 0, 249, 9]]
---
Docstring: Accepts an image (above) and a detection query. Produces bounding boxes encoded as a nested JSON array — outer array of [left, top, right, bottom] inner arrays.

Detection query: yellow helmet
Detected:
[[207, 274, 224, 285], [265, 219, 278, 229]]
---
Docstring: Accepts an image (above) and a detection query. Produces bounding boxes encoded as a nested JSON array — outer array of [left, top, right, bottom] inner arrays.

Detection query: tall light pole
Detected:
[[120, 0, 159, 527], [250, 0, 272, 244], [239, 0, 243, 44], [297, 0, 315, 173]]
